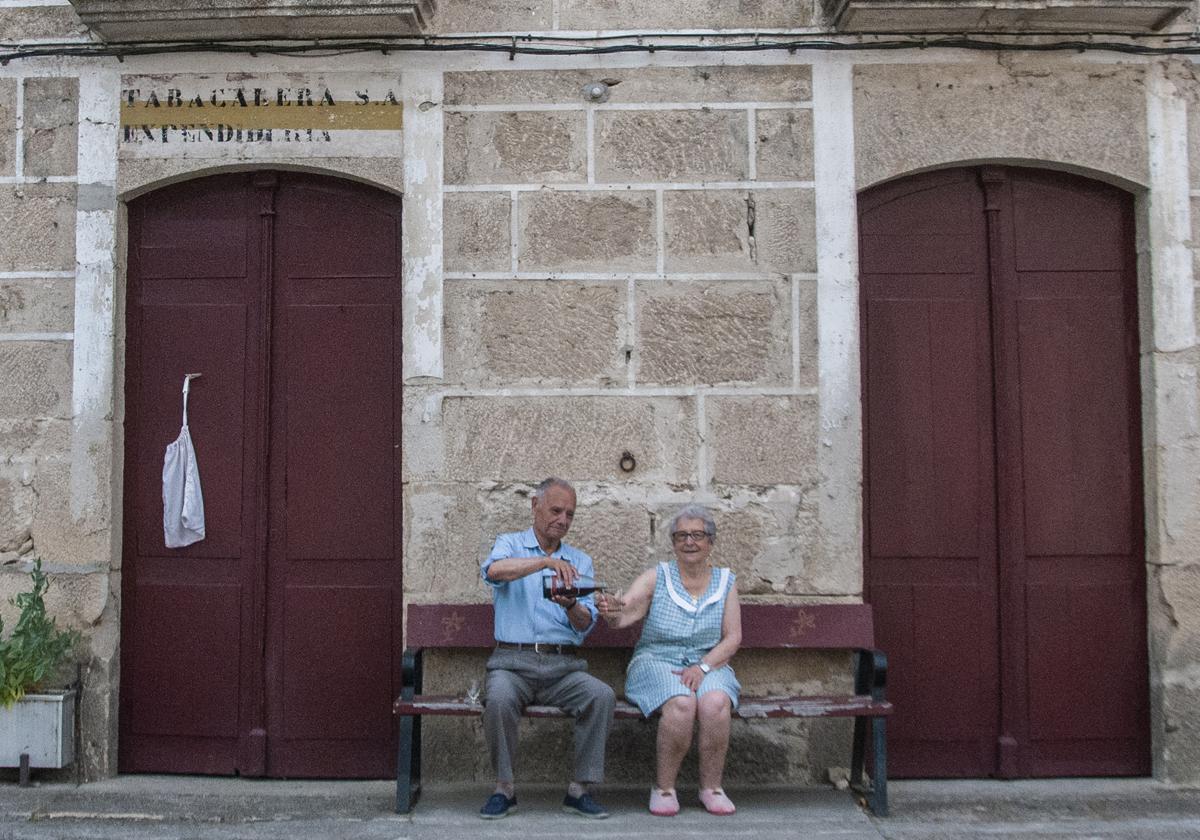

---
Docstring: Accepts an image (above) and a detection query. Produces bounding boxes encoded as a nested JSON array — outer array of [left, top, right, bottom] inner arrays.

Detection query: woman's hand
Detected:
[[673, 664, 706, 692], [599, 568, 655, 629], [595, 591, 625, 623]]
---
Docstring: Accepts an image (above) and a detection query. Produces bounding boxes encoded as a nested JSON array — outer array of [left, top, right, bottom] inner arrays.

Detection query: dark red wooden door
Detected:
[[860, 166, 1148, 778], [120, 172, 402, 778]]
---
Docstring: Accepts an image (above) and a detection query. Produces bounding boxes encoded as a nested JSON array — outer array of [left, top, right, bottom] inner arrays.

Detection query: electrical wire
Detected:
[[4, 32, 1200, 65]]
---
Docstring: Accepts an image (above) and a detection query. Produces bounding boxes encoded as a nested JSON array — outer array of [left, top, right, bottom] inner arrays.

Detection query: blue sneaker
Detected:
[[562, 792, 609, 819], [479, 792, 516, 819]]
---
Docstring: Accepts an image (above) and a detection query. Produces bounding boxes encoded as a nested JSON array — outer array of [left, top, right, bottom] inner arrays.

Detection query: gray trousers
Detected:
[[483, 647, 616, 784]]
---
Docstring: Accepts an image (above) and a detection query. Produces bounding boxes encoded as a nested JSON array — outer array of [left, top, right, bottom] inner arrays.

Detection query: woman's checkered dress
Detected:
[[624, 561, 741, 716]]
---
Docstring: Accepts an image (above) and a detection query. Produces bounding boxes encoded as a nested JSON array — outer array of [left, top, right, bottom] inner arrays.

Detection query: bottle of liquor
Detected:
[[542, 573, 606, 599]]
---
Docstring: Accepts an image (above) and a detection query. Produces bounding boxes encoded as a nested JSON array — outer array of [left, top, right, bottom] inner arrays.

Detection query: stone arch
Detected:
[[116, 160, 405, 203], [856, 156, 1147, 196]]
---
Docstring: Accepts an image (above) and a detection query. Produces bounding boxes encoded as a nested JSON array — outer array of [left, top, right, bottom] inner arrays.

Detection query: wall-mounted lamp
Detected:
[[581, 81, 611, 103]]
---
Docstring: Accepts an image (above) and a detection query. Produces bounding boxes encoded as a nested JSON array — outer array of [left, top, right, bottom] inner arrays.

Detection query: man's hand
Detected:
[[542, 557, 579, 587], [550, 593, 578, 611], [485, 555, 578, 584]]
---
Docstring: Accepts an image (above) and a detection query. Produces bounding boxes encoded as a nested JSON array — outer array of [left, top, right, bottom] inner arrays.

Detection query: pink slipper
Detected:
[[649, 787, 679, 816], [699, 788, 736, 815]]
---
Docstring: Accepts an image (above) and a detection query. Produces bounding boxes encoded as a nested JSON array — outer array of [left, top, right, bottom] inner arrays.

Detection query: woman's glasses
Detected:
[[671, 531, 711, 544]]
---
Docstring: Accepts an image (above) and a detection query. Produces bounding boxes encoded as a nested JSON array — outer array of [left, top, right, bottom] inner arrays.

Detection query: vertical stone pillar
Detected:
[[72, 65, 122, 779], [1144, 60, 1200, 783], [811, 60, 863, 593], [403, 70, 445, 382]]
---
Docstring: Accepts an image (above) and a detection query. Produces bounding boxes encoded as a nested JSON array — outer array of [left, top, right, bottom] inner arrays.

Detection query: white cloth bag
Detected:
[[163, 374, 206, 548]]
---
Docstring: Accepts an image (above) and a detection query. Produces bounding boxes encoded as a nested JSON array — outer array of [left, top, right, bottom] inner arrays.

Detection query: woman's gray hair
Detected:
[[669, 504, 717, 540]]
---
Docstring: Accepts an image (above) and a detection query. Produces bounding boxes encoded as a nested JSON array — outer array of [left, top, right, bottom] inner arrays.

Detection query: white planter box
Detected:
[[0, 690, 75, 769]]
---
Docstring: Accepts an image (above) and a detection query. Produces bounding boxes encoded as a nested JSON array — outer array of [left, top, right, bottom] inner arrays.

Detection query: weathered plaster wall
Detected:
[[432, 0, 819, 33], [1153, 59, 1200, 784], [854, 60, 1150, 190], [409, 60, 849, 782], [0, 0, 116, 779], [0, 2, 87, 42], [416, 63, 827, 595], [1, 0, 1198, 787]]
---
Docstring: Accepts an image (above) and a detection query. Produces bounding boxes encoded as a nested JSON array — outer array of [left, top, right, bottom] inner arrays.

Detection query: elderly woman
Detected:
[[598, 504, 742, 816]]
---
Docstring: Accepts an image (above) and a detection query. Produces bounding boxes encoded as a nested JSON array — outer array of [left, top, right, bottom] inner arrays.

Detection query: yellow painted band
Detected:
[[120, 101, 403, 131]]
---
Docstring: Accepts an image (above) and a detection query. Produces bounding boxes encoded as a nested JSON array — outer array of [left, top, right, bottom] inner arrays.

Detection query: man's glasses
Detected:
[[671, 531, 711, 544]]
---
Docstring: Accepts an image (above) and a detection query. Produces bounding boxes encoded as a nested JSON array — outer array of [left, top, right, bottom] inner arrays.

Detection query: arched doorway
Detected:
[[119, 171, 403, 778], [860, 166, 1148, 778]]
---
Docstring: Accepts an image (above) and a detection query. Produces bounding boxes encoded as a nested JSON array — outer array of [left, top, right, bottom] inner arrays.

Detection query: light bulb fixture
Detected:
[[581, 81, 610, 103]]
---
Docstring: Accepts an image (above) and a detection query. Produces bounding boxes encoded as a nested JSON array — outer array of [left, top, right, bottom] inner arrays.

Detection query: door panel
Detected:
[[1011, 179, 1127, 271], [861, 169, 1000, 777], [1017, 293, 1133, 556], [865, 296, 986, 559], [282, 586, 394, 738], [121, 172, 402, 778], [265, 177, 402, 778], [125, 583, 242, 738], [121, 175, 262, 774], [283, 305, 395, 560], [134, 304, 248, 560], [860, 166, 1147, 778], [1002, 170, 1147, 776]]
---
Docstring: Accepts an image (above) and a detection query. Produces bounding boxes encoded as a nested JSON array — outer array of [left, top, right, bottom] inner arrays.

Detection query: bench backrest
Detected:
[[405, 603, 876, 650]]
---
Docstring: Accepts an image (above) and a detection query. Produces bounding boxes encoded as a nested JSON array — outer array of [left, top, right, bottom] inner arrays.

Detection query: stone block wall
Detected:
[[0, 2, 87, 41], [0, 1, 118, 781], [0, 0, 1196, 787], [412, 61, 839, 783], [853, 61, 1149, 189], [0, 69, 82, 566], [1162, 61, 1200, 784], [418, 63, 824, 608]]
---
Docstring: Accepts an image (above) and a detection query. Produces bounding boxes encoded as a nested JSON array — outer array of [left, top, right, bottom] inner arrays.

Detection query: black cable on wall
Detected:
[[4, 32, 1200, 65]]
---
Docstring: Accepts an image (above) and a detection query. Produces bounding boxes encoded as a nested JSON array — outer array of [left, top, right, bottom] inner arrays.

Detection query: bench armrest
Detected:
[[854, 647, 888, 703], [401, 648, 424, 699]]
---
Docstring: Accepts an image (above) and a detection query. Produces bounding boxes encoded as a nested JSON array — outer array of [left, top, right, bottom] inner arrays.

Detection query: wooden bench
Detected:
[[394, 602, 891, 816]]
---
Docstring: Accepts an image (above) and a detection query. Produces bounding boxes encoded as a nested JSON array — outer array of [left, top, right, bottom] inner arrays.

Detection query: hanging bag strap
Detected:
[[182, 373, 201, 427]]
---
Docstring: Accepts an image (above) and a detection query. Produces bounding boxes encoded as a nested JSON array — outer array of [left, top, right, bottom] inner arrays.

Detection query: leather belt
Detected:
[[496, 641, 578, 655]]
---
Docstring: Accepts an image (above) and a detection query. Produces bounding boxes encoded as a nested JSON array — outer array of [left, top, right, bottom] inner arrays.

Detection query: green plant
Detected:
[[0, 558, 80, 707]]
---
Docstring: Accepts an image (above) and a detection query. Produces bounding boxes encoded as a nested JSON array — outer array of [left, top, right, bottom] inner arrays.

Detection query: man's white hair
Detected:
[[533, 477, 574, 500]]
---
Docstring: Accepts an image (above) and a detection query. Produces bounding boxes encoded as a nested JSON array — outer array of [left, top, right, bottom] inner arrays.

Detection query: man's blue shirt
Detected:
[[481, 528, 598, 645]]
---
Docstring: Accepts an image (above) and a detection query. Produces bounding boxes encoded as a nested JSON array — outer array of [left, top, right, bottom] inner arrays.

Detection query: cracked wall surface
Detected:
[[0, 0, 1198, 786]]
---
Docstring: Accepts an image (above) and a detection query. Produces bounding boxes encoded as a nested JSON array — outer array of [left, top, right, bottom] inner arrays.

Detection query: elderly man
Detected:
[[478, 477, 615, 820]]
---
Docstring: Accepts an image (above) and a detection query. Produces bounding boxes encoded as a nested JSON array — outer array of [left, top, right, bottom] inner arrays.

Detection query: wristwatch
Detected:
[[698, 661, 712, 674]]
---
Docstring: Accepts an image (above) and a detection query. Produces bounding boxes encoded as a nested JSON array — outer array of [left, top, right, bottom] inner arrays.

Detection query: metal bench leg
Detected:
[[18, 754, 30, 788], [851, 715, 867, 789], [870, 715, 888, 817], [396, 714, 422, 813]]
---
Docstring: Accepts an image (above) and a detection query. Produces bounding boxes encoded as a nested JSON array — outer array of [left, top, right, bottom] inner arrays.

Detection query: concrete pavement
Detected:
[[0, 776, 1197, 839]]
